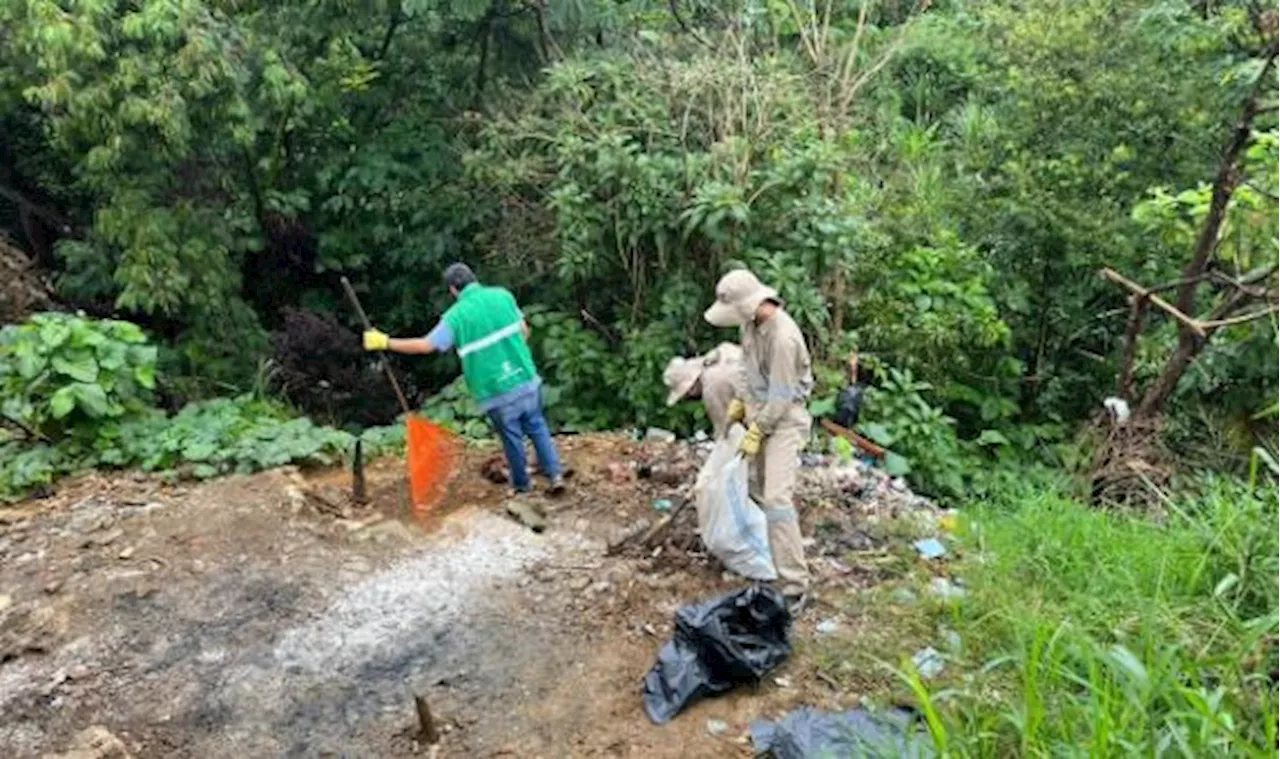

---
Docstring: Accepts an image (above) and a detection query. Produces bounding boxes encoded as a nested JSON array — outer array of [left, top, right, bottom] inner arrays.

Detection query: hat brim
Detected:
[[666, 373, 699, 406], [704, 285, 779, 328], [704, 301, 743, 328]]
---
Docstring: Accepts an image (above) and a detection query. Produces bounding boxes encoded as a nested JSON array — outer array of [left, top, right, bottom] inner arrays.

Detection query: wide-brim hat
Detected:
[[704, 269, 779, 327], [663, 357, 704, 406]]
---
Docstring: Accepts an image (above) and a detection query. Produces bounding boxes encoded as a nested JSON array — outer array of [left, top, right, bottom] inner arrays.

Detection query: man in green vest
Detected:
[[362, 263, 566, 495]]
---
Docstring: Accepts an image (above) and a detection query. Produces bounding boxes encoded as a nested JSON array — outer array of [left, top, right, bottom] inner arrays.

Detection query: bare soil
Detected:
[[0, 433, 935, 758]]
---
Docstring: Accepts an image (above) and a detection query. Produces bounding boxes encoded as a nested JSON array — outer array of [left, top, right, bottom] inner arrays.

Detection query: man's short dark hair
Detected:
[[443, 262, 477, 291]]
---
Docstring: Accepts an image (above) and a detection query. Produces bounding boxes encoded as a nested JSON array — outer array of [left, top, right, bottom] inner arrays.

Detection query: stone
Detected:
[[567, 575, 592, 592], [0, 593, 11, 611], [117, 547, 136, 561], [705, 718, 729, 736], [42, 724, 134, 759]]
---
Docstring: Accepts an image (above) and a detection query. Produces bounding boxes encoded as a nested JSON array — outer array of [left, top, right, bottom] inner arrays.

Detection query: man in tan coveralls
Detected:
[[662, 343, 745, 439], [704, 269, 813, 607]]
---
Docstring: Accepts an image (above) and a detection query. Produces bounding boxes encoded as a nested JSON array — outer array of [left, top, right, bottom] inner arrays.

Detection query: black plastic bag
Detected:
[[834, 384, 865, 429], [642, 584, 791, 724], [750, 706, 934, 758]]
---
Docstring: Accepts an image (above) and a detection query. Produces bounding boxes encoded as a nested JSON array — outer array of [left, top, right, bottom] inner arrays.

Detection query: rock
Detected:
[[773, 676, 793, 689], [0, 593, 11, 611], [67, 664, 91, 681], [504, 500, 547, 533], [42, 724, 134, 759], [358, 520, 416, 543], [117, 547, 136, 561], [588, 581, 612, 595], [44, 580, 63, 595], [567, 575, 592, 592], [706, 718, 729, 736], [644, 428, 677, 444], [90, 528, 124, 548]]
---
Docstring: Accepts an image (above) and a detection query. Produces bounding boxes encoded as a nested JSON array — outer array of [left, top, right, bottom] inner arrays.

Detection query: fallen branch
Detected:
[[1100, 268, 1206, 338], [640, 498, 692, 549], [819, 419, 886, 460]]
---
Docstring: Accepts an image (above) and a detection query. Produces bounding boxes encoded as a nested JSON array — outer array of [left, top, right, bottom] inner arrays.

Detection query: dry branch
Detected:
[[1099, 268, 1206, 338]]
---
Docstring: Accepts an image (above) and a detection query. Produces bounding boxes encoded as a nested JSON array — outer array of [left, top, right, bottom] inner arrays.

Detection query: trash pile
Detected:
[[603, 432, 940, 574]]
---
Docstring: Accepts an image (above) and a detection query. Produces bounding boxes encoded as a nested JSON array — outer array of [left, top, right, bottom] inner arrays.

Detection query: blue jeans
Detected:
[[487, 389, 562, 491]]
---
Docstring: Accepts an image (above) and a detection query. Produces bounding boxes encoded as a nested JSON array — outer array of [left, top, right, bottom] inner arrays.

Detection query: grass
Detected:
[[809, 474, 1277, 757]]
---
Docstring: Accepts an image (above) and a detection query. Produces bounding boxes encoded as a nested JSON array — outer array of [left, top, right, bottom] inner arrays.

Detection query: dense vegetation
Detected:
[[1, 0, 1276, 751], [3, 0, 1274, 463]]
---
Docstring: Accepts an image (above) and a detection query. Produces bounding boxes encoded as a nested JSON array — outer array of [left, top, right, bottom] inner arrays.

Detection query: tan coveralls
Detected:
[[739, 309, 813, 593], [698, 343, 745, 439]]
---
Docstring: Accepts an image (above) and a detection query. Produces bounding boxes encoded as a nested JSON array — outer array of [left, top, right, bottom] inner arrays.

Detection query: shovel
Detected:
[[341, 276, 459, 513]]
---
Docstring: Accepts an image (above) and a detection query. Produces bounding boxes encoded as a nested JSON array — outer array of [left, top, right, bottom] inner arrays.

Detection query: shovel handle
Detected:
[[340, 276, 412, 415]]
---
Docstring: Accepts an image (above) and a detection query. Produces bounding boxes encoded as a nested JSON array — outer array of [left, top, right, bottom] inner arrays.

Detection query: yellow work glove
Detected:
[[726, 398, 746, 425], [738, 423, 764, 457], [363, 329, 390, 351]]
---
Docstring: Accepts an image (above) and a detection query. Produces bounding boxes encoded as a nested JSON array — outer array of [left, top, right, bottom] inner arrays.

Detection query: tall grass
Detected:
[[919, 477, 1278, 757]]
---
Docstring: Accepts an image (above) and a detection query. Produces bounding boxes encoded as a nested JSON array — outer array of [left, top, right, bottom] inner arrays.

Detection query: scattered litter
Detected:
[[891, 587, 919, 604], [694, 426, 776, 581], [651, 499, 673, 512], [912, 646, 945, 679], [928, 577, 965, 601], [706, 718, 729, 736], [642, 585, 792, 724], [645, 428, 677, 444], [939, 627, 963, 653], [815, 618, 840, 635], [773, 676, 793, 689], [0, 594, 10, 611], [938, 511, 959, 532], [693, 430, 709, 443], [605, 461, 634, 485], [750, 706, 933, 759], [480, 455, 509, 484], [1103, 396, 1131, 425], [913, 538, 947, 560]]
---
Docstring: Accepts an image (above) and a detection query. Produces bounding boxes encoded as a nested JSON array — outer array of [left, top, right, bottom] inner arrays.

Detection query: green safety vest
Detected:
[[441, 283, 539, 404]]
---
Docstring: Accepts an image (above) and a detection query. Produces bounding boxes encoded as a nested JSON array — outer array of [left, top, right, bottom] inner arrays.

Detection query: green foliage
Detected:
[[0, 315, 403, 500], [0, 313, 156, 440], [914, 479, 1279, 756], [860, 366, 969, 499], [96, 396, 356, 477], [421, 376, 492, 440]]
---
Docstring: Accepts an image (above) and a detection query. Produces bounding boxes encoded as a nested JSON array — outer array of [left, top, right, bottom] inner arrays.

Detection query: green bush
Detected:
[[0, 314, 408, 500], [0, 312, 156, 441]]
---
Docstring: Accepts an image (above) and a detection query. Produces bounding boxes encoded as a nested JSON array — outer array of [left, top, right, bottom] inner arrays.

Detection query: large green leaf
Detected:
[[14, 342, 43, 379], [71, 383, 110, 417], [52, 354, 99, 383], [50, 386, 76, 419]]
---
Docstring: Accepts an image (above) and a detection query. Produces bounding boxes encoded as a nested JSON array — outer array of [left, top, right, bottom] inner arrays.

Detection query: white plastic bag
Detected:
[[694, 424, 777, 581]]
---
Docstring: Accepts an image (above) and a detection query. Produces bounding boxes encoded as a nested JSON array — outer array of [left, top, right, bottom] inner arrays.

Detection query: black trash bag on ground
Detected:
[[642, 584, 791, 724], [834, 383, 865, 429], [750, 706, 934, 758]]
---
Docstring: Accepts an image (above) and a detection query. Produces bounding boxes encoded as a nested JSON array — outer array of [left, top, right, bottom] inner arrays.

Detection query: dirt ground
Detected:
[[0, 432, 940, 758]]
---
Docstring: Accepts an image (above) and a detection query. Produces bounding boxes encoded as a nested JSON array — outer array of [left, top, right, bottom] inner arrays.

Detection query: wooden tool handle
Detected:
[[340, 276, 412, 415]]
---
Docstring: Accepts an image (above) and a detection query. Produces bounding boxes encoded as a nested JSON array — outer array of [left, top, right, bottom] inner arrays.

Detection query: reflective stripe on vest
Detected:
[[457, 320, 523, 358]]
